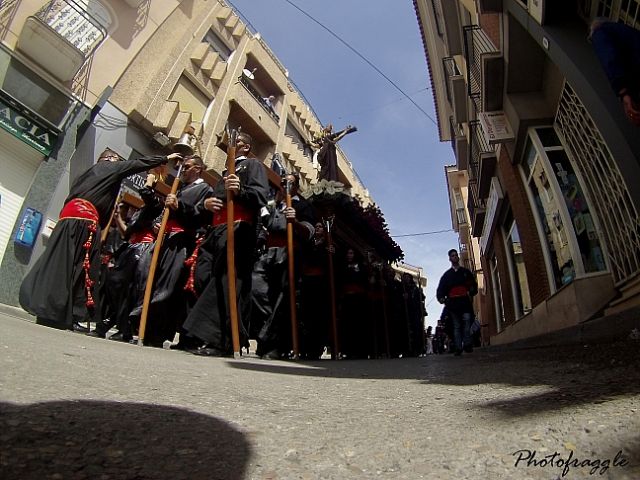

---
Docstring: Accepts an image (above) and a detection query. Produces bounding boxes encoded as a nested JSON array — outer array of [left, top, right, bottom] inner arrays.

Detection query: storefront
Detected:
[[0, 93, 59, 264]]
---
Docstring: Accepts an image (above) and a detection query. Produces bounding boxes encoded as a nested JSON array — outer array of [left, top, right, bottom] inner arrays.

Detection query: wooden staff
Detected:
[[138, 163, 184, 346], [285, 178, 300, 359], [325, 216, 339, 360], [225, 128, 242, 358], [100, 191, 122, 243]]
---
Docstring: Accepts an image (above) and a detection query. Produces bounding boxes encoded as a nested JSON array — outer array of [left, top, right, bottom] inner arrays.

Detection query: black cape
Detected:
[[19, 156, 168, 329]]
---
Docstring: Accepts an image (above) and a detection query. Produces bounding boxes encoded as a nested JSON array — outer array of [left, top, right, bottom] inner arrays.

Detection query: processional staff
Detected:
[[225, 127, 242, 358], [284, 176, 300, 359], [324, 215, 339, 360], [138, 154, 184, 346]]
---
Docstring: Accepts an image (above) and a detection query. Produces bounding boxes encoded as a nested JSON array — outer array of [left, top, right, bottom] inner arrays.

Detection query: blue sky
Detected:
[[228, 0, 459, 326]]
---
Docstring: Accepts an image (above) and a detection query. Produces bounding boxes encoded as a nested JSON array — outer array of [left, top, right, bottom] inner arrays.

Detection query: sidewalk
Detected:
[[485, 305, 640, 352]]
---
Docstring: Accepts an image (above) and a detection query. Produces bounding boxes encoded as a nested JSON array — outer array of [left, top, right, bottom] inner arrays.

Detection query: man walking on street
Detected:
[[436, 249, 478, 356]]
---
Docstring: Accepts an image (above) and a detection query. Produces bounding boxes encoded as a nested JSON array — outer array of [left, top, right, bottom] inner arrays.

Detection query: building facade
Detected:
[[0, 0, 369, 308], [415, 0, 640, 344]]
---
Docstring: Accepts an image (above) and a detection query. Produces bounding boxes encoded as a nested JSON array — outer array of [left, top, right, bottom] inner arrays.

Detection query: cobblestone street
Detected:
[[1, 312, 639, 480]]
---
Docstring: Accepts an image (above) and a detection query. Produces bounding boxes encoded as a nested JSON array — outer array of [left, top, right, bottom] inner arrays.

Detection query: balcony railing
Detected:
[[467, 188, 487, 237], [456, 207, 467, 226], [469, 120, 497, 199], [463, 25, 500, 112], [239, 75, 280, 123], [15, 0, 106, 93], [34, 0, 106, 57], [0, 0, 20, 41]]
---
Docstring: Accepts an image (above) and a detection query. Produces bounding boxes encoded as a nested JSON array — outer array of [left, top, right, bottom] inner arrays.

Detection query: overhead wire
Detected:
[[391, 229, 454, 238], [337, 87, 430, 120], [281, 0, 438, 126]]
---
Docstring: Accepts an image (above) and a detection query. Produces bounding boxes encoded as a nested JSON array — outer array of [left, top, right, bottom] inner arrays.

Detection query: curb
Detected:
[[0, 303, 35, 323], [485, 305, 640, 351]]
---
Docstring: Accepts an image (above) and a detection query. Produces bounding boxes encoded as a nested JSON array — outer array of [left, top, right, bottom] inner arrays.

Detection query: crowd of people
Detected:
[[19, 133, 441, 360]]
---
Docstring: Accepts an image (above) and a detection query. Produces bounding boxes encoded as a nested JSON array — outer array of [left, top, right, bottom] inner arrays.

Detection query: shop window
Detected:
[[490, 254, 505, 331], [521, 128, 607, 291], [504, 216, 532, 317]]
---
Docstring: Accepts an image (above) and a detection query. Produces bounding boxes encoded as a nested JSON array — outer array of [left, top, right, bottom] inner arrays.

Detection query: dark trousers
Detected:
[[182, 223, 256, 353]]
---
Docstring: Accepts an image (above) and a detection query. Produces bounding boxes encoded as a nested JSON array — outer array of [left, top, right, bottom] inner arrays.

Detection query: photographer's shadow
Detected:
[[0, 400, 251, 480]]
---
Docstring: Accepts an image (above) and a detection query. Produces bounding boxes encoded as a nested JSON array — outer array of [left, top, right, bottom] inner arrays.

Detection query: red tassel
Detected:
[[183, 237, 203, 296], [83, 222, 97, 309]]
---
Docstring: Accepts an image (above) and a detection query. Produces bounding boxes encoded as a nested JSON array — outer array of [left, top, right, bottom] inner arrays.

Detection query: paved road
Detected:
[[1, 312, 639, 479]]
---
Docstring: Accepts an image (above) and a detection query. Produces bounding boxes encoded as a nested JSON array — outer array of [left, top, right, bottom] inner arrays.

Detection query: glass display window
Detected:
[[520, 127, 607, 292]]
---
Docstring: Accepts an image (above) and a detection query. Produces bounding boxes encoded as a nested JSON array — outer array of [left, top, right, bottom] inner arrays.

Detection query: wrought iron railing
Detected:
[[34, 0, 107, 56], [556, 81, 640, 284], [238, 75, 279, 123], [463, 25, 499, 112], [469, 120, 495, 168], [0, 0, 20, 41]]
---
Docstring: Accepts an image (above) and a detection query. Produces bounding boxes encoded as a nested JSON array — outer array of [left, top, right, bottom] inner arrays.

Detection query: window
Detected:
[[521, 127, 607, 291], [203, 29, 232, 61], [170, 75, 211, 123], [490, 254, 505, 331], [0, 49, 75, 128], [504, 216, 532, 317]]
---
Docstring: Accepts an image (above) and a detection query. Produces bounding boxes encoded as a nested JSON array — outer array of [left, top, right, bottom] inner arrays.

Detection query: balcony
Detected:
[[463, 25, 503, 113], [16, 0, 106, 83], [467, 188, 486, 238], [449, 116, 468, 171], [437, 0, 463, 55], [469, 120, 497, 200], [238, 74, 280, 122], [455, 205, 470, 239], [443, 57, 467, 124], [233, 81, 280, 143], [0, 44, 75, 130]]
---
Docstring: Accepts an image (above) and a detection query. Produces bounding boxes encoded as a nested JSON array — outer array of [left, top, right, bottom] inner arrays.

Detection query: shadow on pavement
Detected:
[[228, 340, 640, 417], [0, 400, 251, 480]]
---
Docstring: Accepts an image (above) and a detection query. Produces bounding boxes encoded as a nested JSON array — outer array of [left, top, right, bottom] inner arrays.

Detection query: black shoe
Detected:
[[85, 330, 105, 339], [72, 322, 89, 333], [463, 345, 473, 353], [190, 345, 227, 357], [109, 332, 132, 342], [261, 349, 281, 360]]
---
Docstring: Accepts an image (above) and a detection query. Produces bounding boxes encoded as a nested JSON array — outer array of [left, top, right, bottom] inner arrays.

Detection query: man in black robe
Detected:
[[182, 132, 269, 356], [19, 149, 182, 331], [138, 155, 212, 347], [88, 173, 163, 341], [251, 173, 315, 359]]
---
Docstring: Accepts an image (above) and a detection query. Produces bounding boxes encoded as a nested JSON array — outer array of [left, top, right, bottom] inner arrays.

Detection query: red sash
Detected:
[[129, 230, 155, 244], [213, 203, 254, 226], [59, 198, 99, 223], [449, 286, 468, 298], [59, 198, 99, 309], [266, 232, 287, 248], [165, 219, 185, 234]]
